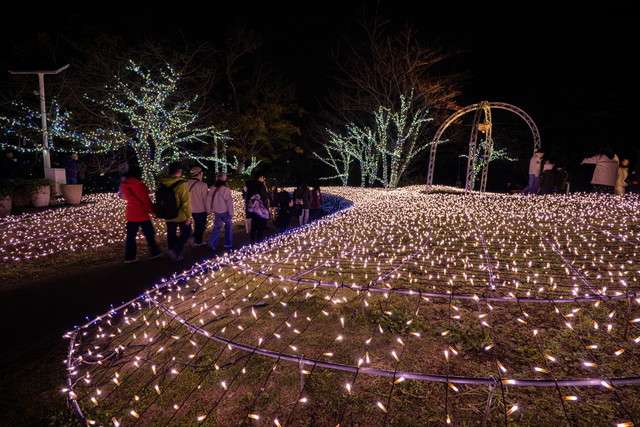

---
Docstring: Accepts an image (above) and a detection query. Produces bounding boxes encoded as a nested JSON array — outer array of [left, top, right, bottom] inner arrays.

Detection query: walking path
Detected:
[[0, 218, 296, 426]]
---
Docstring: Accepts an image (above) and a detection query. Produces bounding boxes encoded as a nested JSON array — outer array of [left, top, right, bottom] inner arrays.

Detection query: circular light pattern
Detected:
[[61, 186, 640, 425]]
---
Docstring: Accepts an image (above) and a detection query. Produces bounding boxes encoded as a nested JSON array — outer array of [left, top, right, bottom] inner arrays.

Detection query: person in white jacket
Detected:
[[206, 173, 235, 250], [521, 149, 544, 195], [581, 147, 619, 194], [187, 167, 210, 246]]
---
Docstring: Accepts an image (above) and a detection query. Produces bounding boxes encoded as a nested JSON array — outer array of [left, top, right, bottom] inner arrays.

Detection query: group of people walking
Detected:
[[580, 146, 640, 194], [243, 174, 325, 244], [120, 163, 326, 264], [119, 162, 234, 264], [521, 146, 640, 195]]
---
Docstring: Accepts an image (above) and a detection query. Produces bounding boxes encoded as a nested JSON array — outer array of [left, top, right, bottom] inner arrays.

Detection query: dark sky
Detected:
[[1, 2, 637, 163], [3, 3, 632, 91]]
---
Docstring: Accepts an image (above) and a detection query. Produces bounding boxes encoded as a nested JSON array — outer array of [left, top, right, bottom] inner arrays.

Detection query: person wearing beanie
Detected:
[[187, 166, 210, 246], [157, 162, 192, 262]]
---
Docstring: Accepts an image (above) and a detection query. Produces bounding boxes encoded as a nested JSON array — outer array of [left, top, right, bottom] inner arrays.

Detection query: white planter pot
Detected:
[[0, 195, 11, 217], [61, 184, 83, 205], [30, 185, 51, 208]]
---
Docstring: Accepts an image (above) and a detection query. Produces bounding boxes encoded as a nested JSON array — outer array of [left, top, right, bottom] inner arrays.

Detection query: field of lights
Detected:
[[0, 192, 248, 263], [50, 186, 640, 425]]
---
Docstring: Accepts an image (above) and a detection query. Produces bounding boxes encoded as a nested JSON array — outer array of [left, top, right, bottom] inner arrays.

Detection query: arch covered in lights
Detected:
[[425, 101, 541, 193]]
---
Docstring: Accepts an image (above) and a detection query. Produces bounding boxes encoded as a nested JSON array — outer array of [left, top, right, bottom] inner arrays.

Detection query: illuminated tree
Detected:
[[319, 10, 465, 135], [0, 100, 73, 154], [375, 91, 432, 187], [310, 9, 466, 183], [228, 155, 261, 177], [317, 91, 431, 188], [84, 61, 229, 184], [313, 128, 355, 186], [349, 125, 378, 187], [1, 61, 230, 185]]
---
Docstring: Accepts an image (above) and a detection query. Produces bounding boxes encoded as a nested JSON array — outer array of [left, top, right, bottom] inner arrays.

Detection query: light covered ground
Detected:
[[62, 186, 640, 425], [0, 191, 247, 262]]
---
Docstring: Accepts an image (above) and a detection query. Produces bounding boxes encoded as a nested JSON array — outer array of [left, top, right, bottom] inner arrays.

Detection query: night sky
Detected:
[[1, 2, 637, 187]]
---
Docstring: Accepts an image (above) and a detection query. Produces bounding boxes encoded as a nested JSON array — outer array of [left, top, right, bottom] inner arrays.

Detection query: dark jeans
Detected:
[[249, 212, 267, 244], [166, 221, 192, 256], [125, 220, 161, 261], [310, 208, 323, 221], [192, 212, 207, 244]]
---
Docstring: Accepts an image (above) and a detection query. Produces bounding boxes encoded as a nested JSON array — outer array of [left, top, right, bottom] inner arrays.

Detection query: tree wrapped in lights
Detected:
[[313, 129, 355, 186], [376, 91, 432, 187], [228, 155, 261, 176], [0, 100, 79, 154], [0, 97, 138, 185], [318, 91, 431, 188], [348, 124, 380, 187], [85, 61, 229, 184], [310, 13, 465, 170], [1, 61, 230, 185]]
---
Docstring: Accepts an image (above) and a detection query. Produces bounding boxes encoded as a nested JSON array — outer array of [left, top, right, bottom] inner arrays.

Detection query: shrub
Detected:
[[0, 180, 13, 198], [9, 178, 55, 203]]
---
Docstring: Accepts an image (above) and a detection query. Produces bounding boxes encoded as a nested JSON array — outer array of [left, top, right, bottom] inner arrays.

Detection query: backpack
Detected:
[[247, 193, 270, 220], [154, 180, 183, 219]]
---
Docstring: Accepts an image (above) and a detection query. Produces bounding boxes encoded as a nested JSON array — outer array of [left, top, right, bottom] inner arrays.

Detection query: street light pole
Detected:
[[8, 64, 69, 171], [37, 72, 51, 168]]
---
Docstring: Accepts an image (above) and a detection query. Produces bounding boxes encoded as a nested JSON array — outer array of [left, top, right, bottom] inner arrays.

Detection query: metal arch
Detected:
[[478, 103, 493, 192], [426, 103, 482, 193], [464, 108, 482, 192], [489, 102, 541, 153], [425, 102, 541, 193]]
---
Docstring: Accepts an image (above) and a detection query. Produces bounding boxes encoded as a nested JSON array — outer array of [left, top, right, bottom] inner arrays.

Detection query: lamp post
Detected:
[[8, 64, 69, 171]]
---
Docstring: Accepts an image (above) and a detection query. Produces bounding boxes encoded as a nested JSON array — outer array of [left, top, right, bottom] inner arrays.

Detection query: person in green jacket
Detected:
[[158, 162, 192, 262]]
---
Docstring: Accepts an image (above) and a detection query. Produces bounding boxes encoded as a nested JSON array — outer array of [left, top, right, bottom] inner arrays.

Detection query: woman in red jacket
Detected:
[[119, 165, 162, 263]]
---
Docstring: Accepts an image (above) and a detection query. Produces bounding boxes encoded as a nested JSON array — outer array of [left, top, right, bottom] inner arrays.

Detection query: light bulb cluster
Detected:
[[61, 186, 639, 425]]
